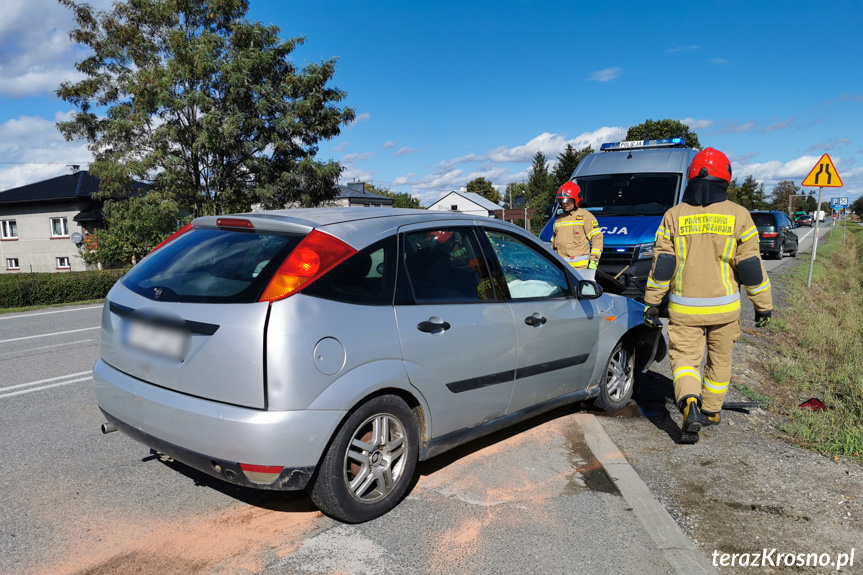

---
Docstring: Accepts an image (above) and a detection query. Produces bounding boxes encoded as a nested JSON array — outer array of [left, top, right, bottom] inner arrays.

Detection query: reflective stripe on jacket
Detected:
[[551, 209, 604, 265], [644, 200, 773, 326]]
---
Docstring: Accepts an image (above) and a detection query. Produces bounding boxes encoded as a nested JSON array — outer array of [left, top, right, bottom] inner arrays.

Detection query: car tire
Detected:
[[593, 340, 635, 412], [309, 395, 418, 523], [774, 244, 784, 260]]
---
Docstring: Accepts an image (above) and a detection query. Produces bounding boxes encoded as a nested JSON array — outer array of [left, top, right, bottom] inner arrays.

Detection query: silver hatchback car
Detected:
[[95, 208, 664, 522]]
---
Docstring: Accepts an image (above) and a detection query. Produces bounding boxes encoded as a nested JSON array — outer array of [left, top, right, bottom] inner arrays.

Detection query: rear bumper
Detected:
[[93, 359, 345, 491]]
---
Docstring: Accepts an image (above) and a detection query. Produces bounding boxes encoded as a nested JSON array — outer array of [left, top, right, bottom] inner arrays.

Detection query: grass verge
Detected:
[[763, 223, 863, 458]]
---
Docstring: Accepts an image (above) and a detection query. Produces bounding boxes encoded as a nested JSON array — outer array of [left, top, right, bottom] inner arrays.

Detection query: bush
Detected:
[[0, 270, 126, 309]]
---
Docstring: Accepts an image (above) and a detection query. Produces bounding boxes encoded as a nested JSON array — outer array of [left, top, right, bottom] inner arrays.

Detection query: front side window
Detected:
[[1, 220, 17, 239], [56, 257, 71, 269], [402, 228, 493, 302], [6, 258, 19, 270], [51, 217, 69, 237], [484, 230, 569, 299]]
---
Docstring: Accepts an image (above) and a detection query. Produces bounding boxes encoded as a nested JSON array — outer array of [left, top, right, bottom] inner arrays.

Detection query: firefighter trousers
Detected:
[[667, 320, 740, 413]]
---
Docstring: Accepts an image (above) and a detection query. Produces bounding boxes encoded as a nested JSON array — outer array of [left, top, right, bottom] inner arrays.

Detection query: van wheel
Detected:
[[593, 341, 635, 412], [774, 244, 784, 260], [309, 395, 418, 523]]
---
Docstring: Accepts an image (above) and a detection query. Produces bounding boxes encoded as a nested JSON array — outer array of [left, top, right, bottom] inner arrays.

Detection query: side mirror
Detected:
[[577, 280, 603, 299]]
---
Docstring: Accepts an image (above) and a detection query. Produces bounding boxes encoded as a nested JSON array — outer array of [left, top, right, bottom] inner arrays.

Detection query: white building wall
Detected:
[[0, 202, 89, 273], [428, 192, 494, 218]]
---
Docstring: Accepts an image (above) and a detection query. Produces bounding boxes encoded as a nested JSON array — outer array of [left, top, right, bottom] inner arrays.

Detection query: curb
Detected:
[[574, 413, 718, 575]]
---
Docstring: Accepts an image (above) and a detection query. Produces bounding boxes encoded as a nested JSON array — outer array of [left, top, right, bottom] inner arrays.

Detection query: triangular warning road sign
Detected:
[[802, 154, 843, 188]]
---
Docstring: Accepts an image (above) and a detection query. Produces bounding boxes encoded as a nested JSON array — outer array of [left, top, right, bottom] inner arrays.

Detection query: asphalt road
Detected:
[[0, 224, 830, 575]]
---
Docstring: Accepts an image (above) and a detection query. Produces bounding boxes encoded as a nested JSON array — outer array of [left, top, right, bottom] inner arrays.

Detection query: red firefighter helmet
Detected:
[[556, 181, 582, 204], [688, 147, 732, 183]]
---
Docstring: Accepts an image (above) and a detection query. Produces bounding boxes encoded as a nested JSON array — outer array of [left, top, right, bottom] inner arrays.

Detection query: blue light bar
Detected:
[[600, 137, 685, 151]]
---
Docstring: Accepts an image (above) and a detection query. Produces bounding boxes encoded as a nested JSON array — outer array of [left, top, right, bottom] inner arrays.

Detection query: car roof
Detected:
[[194, 208, 503, 249]]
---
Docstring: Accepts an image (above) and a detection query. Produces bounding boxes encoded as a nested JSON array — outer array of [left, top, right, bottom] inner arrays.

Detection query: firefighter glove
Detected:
[[588, 260, 598, 270], [754, 309, 772, 328], [643, 305, 660, 328]]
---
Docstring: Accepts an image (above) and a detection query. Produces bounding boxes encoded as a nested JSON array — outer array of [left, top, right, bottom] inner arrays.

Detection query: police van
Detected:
[[540, 138, 696, 300]]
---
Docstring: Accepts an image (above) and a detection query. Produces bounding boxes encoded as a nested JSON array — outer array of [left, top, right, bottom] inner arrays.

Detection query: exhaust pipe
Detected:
[[101, 422, 117, 434]]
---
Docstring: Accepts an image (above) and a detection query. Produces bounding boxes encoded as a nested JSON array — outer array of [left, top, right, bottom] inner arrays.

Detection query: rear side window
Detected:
[[122, 228, 300, 303], [402, 228, 494, 302], [751, 213, 776, 228], [303, 237, 396, 305]]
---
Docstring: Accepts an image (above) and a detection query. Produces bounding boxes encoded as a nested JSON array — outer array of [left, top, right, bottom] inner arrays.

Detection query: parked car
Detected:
[[94, 208, 663, 523], [750, 210, 799, 259], [797, 214, 814, 227]]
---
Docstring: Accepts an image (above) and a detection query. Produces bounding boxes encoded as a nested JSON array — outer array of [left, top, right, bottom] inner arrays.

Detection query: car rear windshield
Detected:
[[577, 173, 680, 216], [122, 228, 302, 303], [751, 213, 776, 229]]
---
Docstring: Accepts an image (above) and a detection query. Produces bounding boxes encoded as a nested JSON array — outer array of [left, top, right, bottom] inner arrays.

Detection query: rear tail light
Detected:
[[149, 222, 195, 254], [239, 463, 284, 484], [761, 231, 779, 238], [259, 229, 357, 302]]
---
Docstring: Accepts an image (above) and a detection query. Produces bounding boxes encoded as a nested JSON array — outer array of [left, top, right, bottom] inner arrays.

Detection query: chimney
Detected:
[[347, 182, 365, 192]]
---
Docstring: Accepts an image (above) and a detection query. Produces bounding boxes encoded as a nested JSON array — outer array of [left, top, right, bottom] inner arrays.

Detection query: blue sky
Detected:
[[1, 0, 861, 207]]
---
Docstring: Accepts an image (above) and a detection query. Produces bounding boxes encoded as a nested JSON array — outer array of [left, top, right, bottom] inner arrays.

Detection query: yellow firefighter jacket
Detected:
[[644, 200, 773, 327], [551, 208, 604, 268]]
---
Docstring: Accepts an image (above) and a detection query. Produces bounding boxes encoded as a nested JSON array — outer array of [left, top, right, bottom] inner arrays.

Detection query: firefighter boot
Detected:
[[679, 396, 708, 444], [702, 409, 721, 426]]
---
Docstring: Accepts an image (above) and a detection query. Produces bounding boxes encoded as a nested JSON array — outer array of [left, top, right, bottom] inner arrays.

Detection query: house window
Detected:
[[6, 258, 19, 270], [56, 257, 71, 269], [1, 220, 17, 239], [450, 205, 458, 211], [51, 217, 69, 237]]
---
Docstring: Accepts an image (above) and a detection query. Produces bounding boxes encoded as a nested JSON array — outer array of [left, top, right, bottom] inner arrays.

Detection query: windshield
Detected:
[[577, 173, 681, 216]]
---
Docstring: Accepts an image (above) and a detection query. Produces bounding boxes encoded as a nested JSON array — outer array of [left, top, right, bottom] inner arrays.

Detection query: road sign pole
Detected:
[[844, 207, 847, 245], [807, 187, 823, 288]]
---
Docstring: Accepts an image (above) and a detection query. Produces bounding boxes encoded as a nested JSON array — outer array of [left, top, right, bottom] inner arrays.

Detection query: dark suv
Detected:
[[750, 211, 798, 259]]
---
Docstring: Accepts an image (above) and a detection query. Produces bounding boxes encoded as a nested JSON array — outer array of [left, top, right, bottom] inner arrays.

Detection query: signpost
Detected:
[[802, 154, 844, 287]]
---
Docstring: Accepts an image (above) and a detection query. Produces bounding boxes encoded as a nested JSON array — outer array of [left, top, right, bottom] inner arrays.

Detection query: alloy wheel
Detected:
[[343, 413, 408, 503]]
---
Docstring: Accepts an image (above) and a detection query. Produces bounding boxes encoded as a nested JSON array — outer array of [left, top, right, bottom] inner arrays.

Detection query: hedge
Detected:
[[0, 269, 126, 309]]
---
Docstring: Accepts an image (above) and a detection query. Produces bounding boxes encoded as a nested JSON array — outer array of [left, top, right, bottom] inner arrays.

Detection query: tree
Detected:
[[81, 192, 183, 266], [466, 177, 500, 204], [851, 196, 863, 218], [551, 144, 593, 190], [626, 118, 701, 149], [526, 151, 554, 232], [364, 183, 423, 209], [770, 180, 801, 214], [734, 175, 770, 210], [57, 0, 355, 217], [504, 182, 528, 207]]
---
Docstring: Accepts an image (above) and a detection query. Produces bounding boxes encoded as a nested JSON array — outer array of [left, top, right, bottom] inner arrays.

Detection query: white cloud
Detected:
[[0, 111, 92, 190], [339, 167, 374, 184], [762, 117, 796, 133], [668, 45, 699, 53], [352, 112, 371, 123], [807, 138, 851, 152], [342, 152, 375, 163], [735, 155, 822, 182], [382, 141, 395, 150], [332, 141, 349, 153], [680, 117, 714, 130], [394, 147, 420, 157], [716, 120, 757, 134], [586, 67, 622, 82]]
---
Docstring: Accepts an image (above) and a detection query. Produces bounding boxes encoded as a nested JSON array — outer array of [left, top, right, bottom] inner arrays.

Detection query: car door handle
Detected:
[[417, 319, 451, 333], [524, 315, 547, 327]]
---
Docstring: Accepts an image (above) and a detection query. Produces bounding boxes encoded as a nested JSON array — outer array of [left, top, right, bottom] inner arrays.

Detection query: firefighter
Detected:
[[551, 181, 603, 280], [642, 147, 773, 444]]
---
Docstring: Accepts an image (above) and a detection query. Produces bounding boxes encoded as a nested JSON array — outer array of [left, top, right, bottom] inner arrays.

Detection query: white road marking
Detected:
[[0, 305, 102, 320], [0, 370, 93, 393], [0, 326, 100, 345], [0, 377, 92, 399]]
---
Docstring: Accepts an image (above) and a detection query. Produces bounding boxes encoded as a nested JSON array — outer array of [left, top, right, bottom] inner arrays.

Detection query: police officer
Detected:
[[643, 147, 773, 444], [551, 181, 603, 280]]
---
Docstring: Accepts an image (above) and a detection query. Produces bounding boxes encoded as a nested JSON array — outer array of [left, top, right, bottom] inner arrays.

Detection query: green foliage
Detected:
[[82, 193, 185, 266], [0, 270, 124, 309], [551, 144, 593, 190], [769, 180, 801, 213], [526, 151, 554, 233], [851, 195, 863, 217], [626, 118, 701, 149], [466, 177, 500, 204], [504, 182, 528, 206], [727, 175, 770, 210], [364, 183, 423, 209], [57, 0, 355, 217]]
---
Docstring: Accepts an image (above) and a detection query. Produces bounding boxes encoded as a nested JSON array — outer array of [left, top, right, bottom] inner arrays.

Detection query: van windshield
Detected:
[[578, 173, 680, 216]]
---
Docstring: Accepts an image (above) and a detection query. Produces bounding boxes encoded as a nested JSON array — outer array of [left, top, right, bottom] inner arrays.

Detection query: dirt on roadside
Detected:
[[598, 258, 863, 574]]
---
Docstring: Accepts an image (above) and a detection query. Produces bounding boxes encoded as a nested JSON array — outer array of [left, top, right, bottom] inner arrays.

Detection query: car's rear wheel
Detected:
[[309, 395, 418, 523], [593, 341, 635, 412], [774, 243, 784, 260]]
